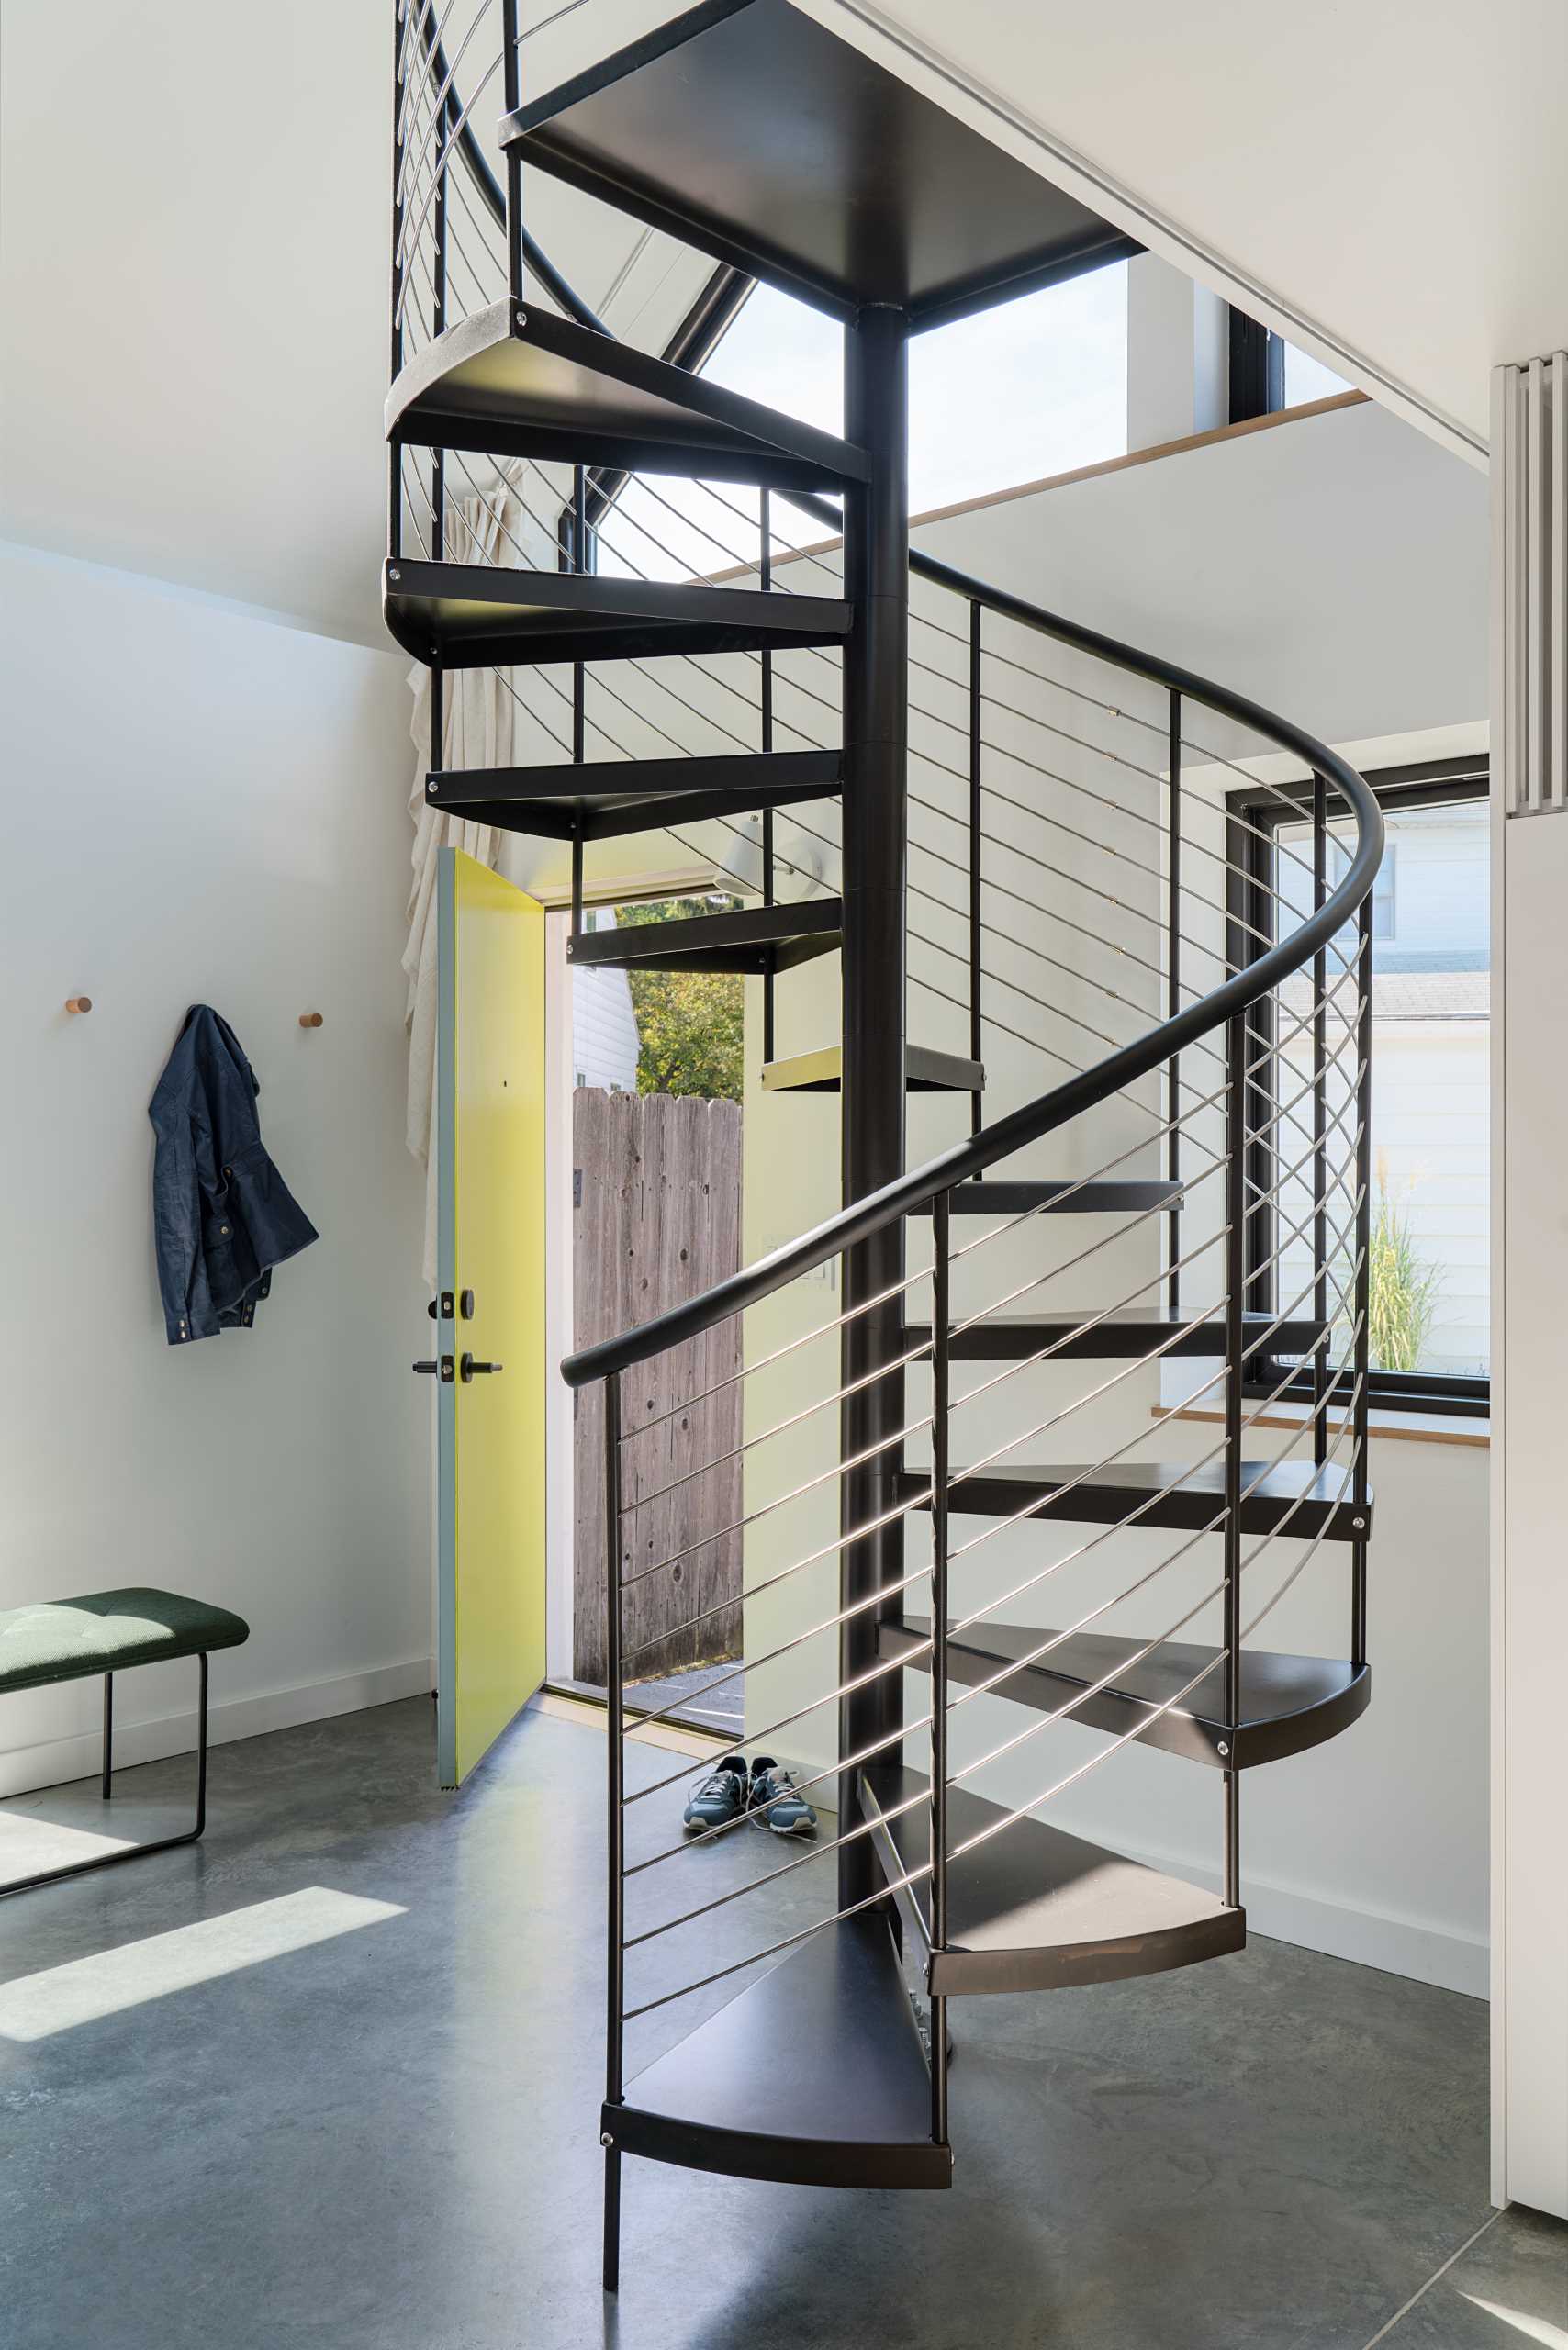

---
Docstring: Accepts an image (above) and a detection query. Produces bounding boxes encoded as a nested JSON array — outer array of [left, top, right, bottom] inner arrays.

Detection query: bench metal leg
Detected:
[[2, 1651, 209, 1901]]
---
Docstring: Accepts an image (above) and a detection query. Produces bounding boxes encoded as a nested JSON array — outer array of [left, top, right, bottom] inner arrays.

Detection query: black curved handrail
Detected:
[[562, 608, 1382, 1388]]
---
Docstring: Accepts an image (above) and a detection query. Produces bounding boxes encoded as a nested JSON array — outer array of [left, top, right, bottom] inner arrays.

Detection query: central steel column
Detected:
[[838, 305, 910, 1910]]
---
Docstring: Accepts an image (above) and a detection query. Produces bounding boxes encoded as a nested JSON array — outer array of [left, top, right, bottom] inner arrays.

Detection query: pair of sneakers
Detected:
[[682, 1752, 817, 1838]]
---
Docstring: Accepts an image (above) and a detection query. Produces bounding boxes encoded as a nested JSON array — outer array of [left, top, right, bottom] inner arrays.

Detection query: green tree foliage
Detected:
[[618, 896, 745, 1102]]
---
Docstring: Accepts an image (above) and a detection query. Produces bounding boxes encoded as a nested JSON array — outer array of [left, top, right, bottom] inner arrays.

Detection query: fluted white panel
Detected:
[[1494, 352, 1568, 815]]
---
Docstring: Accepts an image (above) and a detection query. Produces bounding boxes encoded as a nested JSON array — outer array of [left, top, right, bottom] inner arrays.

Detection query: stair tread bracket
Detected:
[[607, 1915, 951, 2189], [860, 1764, 1244, 1996], [879, 1617, 1371, 1769], [387, 299, 871, 492], [382, 559, 854, 669]]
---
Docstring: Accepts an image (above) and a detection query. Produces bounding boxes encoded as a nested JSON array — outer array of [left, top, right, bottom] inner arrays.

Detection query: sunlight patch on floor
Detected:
[[0, 1809, 139, 1874], [1462, 2296, 1568, 2347], [0, 1886, 406, 2041]]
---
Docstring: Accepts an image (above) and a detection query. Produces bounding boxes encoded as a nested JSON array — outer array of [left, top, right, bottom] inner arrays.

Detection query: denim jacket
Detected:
[[149, 1006, 319, 1345]]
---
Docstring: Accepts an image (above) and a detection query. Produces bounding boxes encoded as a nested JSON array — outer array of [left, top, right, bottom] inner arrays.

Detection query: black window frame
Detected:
[[1227, 306, 1285, 423], [1226, 754, 1490, 1420]]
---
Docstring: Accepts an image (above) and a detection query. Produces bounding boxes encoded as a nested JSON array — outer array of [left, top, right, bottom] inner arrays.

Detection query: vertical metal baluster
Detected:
[[1166, 689, 1182, 1315], [573, 465, 587, 781], [388, 0, 406, 563], [1222, 1011, 1246, 1908], [1351, 888, 1374, 1668], [500, 0, 525, 314], [929, 1191, 951, 2146], [603, 1371, 624, 2294], [1313, 772, 1328, 1466], [430, 90, 446, 565], [761, 487, 777, 1066], [969, 602, 982, 1137]]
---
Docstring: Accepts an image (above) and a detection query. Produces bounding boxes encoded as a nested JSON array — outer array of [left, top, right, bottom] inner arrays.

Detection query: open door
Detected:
[[434, 847, 547, 1787]]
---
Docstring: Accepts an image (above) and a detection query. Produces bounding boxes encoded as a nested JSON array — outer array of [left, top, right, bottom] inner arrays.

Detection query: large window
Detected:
[[1233, 761, 1489, 1416], [596, 268, 1129, 580], [707, 272, 1130, 513]]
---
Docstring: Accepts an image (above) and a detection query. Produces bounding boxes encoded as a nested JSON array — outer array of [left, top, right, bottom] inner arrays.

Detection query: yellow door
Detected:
[[436, 847, 547, 1787]]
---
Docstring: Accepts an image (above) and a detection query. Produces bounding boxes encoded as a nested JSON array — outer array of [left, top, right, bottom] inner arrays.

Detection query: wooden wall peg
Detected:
[[298, 1012, 324, 1029], [65, 996, 93, 1014]]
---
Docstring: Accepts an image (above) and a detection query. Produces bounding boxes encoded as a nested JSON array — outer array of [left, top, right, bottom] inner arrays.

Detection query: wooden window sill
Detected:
[[1151, 1403, 1488, 1449]]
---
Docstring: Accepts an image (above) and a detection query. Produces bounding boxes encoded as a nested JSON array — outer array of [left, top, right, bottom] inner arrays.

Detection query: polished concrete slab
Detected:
[[0, 1695, 1555, 2350]]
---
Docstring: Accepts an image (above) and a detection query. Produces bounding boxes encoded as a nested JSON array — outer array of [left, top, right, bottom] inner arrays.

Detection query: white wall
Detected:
[[789, 0, 1568, 463], [0, 1, 716, 649], [733, 397, 1492, 1995], [0, 541, 430, 1797]]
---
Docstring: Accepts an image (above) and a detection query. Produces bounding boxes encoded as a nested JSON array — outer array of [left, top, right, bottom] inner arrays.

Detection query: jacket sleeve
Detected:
[[150, 1020, 218, 1345]]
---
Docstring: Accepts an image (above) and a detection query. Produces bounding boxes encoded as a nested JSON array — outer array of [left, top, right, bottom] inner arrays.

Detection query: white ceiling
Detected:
[[800, 0, 1568, 464], [11, 0, 1560, 639], [0, 1, 711, 644]]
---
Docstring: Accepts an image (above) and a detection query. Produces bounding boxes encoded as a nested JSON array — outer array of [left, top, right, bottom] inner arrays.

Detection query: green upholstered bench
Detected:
[[0, 1587, 249, 1897]]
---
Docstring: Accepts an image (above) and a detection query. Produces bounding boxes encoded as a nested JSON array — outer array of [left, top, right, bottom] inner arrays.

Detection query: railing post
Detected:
[[1312, 770, 1328, 1466], [500, 0, 526, 315], [603, 1371, 624, 2293], [388, 0, 407, 563], [761, 486, 777, 1066], [1222, 1011, 1246, 1910], [1350, 888, 1374, 1667], [969, 600, 982, 1138], [1166, 688, 1182, 1315], [573, 465, 588, 776], [929, 1190, 951, 2145], [430, 84, 447, 566]]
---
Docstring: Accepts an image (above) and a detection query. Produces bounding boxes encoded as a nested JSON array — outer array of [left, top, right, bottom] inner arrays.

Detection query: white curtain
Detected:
[[402, 472, 536, 1284]]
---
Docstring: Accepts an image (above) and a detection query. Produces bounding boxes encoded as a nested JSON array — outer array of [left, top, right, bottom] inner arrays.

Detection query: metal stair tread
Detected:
[[859, 1764, 1244, 1995], [895, 1455, 1371, 1539], [426, 748, 844, 842], [569, 898, 841, 976], [502, 0, 1140, 330], [761, 1044, 983, 1094], [879, 1617, 1371, 1770], [608, 1915, 949, 2188], [386, 299, 870, 490], [902, 1309, 1331, 1360], [917, 1178, 1185, 1215], [382, 558, 854, 669]]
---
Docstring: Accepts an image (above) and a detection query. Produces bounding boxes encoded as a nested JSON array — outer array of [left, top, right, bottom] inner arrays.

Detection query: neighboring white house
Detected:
[[571, 907, 641, 1092]]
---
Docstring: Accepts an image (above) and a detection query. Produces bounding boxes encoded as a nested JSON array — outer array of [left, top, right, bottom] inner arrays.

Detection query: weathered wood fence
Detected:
[[573, 1090, 744, 1685]]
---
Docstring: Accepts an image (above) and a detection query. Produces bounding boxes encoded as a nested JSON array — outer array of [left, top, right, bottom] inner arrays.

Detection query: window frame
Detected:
[[1225, 755, 1491, 1419]]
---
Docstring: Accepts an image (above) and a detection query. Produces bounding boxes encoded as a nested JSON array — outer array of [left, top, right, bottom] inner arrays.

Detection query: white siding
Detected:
[[571, 967, 640, 1093], [570, 911, 641, 1093]]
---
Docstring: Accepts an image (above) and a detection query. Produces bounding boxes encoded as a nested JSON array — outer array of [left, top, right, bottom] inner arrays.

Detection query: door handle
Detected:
[[460, 1353, 502, 1381], [413, 1357, 455, 1381]]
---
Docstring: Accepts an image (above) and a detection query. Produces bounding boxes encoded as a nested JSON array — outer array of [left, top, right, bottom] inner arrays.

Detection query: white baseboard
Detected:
[[1104, 1828, 1489, 2000], [0, 1656, 434, 1800]]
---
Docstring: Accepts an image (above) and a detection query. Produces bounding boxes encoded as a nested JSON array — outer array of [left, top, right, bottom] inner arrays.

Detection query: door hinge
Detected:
[[573, 1168, 583, 1209]]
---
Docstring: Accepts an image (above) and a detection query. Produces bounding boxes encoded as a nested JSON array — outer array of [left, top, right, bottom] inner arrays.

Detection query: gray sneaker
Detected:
[[747, 1756, 818, 1837], [682, 1753, 749, 1833]]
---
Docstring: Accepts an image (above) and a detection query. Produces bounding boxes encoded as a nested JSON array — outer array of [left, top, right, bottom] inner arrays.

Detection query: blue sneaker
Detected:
[[682, 1753, 749, 1834], [747, 1757, 818, 1837]]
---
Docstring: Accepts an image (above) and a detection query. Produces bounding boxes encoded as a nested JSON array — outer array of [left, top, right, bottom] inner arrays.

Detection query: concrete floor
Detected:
[[0, 1696, 1561, 2350]]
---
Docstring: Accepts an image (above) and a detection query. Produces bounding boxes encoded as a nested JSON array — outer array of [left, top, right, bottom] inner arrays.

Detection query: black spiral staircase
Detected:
[[387, 0, 1383, 2289]]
